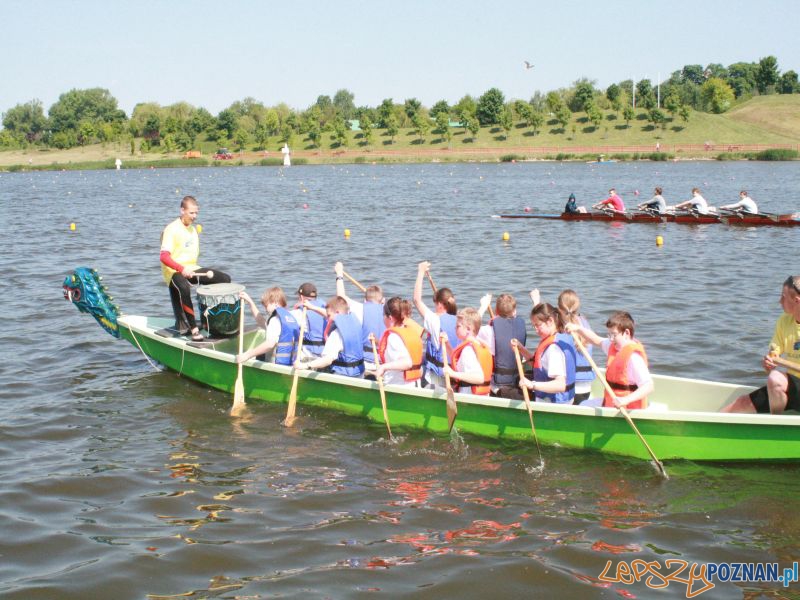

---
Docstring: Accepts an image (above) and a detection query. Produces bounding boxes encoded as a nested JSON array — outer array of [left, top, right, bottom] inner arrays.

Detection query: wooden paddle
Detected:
[[772, 356, 800, 372], [512, 343, 542, 464], [230, 298, 246, 416], [441, 332, 457, 432], [284, 306, 308, 427], [343, 270, 367, 293], [369, 333, 393, 439], [572, 335, 668, 479], [426, 271, 438, 295]]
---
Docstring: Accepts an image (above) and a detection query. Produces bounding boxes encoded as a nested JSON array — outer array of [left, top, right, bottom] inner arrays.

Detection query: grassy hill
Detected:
[[1, 95, 798, 169]]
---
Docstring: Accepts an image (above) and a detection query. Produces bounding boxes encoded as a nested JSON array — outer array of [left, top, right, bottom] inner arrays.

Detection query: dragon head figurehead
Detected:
[[63, 267, 120, 338]]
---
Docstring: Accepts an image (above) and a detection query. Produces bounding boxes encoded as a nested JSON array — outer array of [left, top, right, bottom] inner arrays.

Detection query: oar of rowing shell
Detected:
[[369, 333, 393, 440], [772, 356, 800, 372], [512, 343, 542, 465], [572, 335, 668, 479], [284, 306, 308, 427], [230, 298, 247, 416], [441, 333, 457, 432], [343, 270, 367, 293]]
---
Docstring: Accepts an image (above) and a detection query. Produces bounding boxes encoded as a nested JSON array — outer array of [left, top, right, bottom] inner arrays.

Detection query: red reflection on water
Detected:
[[466, 497, 507, 508], [444, 519, 521, 542], [590, 540, 642, 554]]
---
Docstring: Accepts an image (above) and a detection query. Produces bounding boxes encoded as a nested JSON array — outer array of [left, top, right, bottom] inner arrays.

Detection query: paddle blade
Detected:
[[284, 373, 300, 427], [231, 376, 246, 416], [446, 387, 457, 432]]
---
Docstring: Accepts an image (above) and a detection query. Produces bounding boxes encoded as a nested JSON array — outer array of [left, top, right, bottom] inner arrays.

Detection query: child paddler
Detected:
[[514, 303, 577, 404], [236, 288, 300, 365], [477, 293, 528, 399], [293, 296, 365, 378], [375, 297, 424, 387], [334, 261, 385, 374], [414, 261, 459, 390], [444, 308, 494, 395], [566, 311, 653, 409], [291, 282, 327, 360]]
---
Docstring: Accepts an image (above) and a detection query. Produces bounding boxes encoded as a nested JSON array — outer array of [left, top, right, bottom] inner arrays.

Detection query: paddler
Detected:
[[292, 282, 327, 359], [375, 297, 424, 387], [236, 288, 300, 365], [334, 261, 386, 374], [293, 296, 365, 378], [720, 190, 759, 214], [159, 195, 231, 341], [593, 188, 625, 213], [445, 308, 494, 395], [722, 276, 800, 414], [413, 261, 459, 390], [476, 293, 528, 399], [674, 187, 711, 214]]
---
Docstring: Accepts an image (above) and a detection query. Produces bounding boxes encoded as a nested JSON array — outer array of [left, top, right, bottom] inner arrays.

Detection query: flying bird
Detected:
[[523, 61, 534, 70]]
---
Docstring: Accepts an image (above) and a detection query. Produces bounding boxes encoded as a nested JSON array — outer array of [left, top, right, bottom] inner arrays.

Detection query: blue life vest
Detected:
[[328, 313, 365, 377], [533, 333, 576, 404], [574, 316, 596, 384], [424, 313, 460, 378], [302, 299, 328, 357], [269, 307, 300, 366], [491, 316, 527, 387], [361, 301, 386, 364]]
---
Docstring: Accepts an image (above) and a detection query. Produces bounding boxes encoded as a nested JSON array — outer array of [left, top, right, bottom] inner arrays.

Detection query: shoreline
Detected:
[[1, 142, 797, 172]]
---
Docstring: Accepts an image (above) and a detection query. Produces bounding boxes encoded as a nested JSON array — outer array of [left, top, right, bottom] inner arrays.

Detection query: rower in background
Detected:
[[564, 193, 587, 214], [637, 187, 667, 214], [674, 188, 712, 215], [720, 190, 759, 214], [593, 188, 625, 212]]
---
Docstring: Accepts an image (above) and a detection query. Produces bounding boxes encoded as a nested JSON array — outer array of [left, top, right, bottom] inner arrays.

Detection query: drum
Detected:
[[196, 283, 245, 338]]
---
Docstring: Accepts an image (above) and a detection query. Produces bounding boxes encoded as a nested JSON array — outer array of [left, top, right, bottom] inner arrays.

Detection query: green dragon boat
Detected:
[[64, 267, 800, 463]]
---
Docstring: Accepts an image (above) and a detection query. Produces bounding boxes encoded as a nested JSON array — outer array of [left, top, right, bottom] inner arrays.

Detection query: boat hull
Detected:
[[496, 211, 800, 226], [118, 315, 800, 462]]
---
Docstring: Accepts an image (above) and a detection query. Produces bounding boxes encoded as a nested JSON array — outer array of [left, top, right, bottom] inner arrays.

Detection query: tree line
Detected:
[[1, 56, 796, 153]]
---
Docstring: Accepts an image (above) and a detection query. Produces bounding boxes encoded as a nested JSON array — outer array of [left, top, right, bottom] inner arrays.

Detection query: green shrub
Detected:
[[500, 153, 524, 162], [647, 152, 671, 161], [755, 148, 798, 161], [555, 153, 574, 161]]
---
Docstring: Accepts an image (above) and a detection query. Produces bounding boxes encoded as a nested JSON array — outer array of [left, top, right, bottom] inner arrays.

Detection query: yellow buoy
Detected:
[[344, 228, 351, 238], [502, 231, 510, 241], [69, 222, 76, 231], [196, 224, 203, 234], [656, 235, 663, 246]]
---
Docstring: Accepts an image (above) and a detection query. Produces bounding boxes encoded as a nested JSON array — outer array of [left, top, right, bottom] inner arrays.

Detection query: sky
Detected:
[[4, 0, 800, 117]]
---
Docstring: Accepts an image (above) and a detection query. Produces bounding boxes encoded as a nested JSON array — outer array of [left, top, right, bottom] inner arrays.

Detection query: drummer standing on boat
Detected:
[[160, 195, 231, 341]]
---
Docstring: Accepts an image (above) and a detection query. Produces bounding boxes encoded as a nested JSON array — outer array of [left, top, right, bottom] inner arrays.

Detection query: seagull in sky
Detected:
[[523, 61, 534, 70]]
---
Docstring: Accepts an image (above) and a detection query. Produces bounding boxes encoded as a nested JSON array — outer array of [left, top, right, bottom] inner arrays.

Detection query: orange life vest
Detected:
[[604, 341, 648, 409], [403, 317, 425, 340], [450, 339, 494, 395], [378, 325, 424, 381]]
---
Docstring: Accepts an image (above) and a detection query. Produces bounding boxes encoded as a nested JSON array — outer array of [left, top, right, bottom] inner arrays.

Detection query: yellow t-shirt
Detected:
[[769, 312, 800, 377], [160, 217, 200, 283]]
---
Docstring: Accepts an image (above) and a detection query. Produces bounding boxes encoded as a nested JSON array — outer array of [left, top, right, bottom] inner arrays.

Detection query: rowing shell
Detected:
[[494, 211, 800, 226]]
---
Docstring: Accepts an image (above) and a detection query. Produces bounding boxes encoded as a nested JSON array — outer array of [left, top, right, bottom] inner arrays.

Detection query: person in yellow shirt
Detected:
[[160, 196, 230, 340], [723, 276, 800, 414]]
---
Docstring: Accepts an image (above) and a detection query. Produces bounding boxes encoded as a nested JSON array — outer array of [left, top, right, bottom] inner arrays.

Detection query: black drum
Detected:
[[196, 283, 245, 338]]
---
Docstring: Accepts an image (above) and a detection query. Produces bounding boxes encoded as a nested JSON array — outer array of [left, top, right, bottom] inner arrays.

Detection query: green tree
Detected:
[[411, 112, 431, 144], [498, 107, 513, 139], [622, 104, 635, 128], [434, 111, 451, 144], [756, 56, 780, 94], [466, 116, 480, 142], [727, 62, 758, 98], [681, 64, 705, 85], [701, 77, 735, 113], [306, 121, 322, 148], [2, 99, 47, 143], [332, 119, 349, 148], [679, 105, 691, 124], [513, 100, 532, 124], [384, 114, 398, 143], [587, 104, 603, 130], [663, 91, 682, 119], [233, 128, 249, 151], [606, 84, 621, 113], [635, 79, 656, 109], [77, 119, 96, 145], [779, 70, 800, 94], [528, 110, 544, 135], [430, 100, 450, 119], [404, 98, 421, 119], [48, 87, 126, 135], [476, 87, 505, 126], [454, 95, 477, 133], [377, 98, 394, 128], [647, 108, 666, 129], [333, 89, 356, 120], [359, 114, 373, 147], [555, 105, 572, 132], [571, 80, 596, 112], [216, 109, 237, 138]]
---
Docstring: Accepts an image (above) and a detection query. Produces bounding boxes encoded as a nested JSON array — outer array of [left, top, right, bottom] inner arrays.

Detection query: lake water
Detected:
[[1, 161, 799, 599]]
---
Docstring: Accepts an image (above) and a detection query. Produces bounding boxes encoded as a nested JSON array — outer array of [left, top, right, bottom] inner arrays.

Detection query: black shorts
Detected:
[[749, 373, 800, 413]]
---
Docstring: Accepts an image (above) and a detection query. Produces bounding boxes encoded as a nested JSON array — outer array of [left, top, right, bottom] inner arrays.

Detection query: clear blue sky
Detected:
[[4, 0, 799, 116]]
